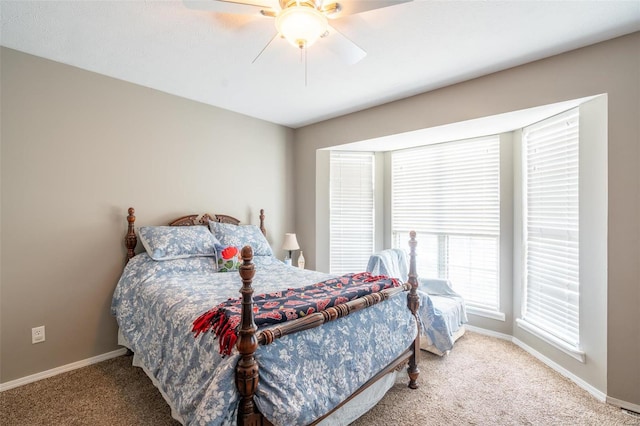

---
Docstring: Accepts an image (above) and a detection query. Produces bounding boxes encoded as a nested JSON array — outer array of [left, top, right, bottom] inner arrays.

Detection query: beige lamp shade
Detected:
[[282, 233, 300, 264], [282, 233, 300, 251]]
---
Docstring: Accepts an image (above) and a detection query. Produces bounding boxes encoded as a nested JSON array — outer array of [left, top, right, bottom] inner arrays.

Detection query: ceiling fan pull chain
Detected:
[[305, 46, 308, 87]]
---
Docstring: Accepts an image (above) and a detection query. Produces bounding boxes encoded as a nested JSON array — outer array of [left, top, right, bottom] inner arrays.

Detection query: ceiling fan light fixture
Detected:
[[275, 6, 328, 49]]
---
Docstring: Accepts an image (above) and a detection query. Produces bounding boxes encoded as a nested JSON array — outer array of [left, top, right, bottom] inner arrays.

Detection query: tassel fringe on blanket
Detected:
[[192, 272, 400, 356]]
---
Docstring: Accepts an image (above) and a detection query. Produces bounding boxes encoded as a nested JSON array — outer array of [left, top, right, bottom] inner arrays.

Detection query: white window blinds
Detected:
[[391, 137, 501, 311], [330, 151, 375, 274], [522, 108, 580, 347]]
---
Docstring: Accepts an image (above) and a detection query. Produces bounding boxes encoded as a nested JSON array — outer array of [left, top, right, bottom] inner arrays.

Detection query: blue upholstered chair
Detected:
[[366, 249, 467, 355]]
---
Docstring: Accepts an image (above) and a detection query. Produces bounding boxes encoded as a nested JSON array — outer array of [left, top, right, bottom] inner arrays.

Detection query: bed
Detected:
[[112, 208, 422, 426]]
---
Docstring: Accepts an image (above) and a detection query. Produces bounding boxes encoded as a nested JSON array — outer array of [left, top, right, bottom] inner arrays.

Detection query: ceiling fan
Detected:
[[183, 0, 413, 64]]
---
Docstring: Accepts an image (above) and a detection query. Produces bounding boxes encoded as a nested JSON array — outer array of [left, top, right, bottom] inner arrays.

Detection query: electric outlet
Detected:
[[32, 326, 45, 344]]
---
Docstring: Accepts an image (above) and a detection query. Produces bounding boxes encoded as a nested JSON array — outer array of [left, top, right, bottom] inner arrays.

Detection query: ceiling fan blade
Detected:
[[182, 0, 277, 15], [322, 25, 366, 64], [327, 0, 412, 18]]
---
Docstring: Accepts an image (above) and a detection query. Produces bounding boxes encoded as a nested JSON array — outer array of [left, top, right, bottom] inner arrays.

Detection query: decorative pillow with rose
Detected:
[[216, 245, 241, 272]]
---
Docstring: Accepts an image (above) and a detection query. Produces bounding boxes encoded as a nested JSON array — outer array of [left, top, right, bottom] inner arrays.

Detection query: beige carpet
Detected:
[[1, 331, 638, 425]]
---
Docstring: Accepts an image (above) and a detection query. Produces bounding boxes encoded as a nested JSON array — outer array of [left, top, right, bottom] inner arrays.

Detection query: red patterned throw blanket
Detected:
[[192, 272, 401, 356]]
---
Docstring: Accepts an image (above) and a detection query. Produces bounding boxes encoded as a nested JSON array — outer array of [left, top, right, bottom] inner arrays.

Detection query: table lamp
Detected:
[[282, 233, 300, 266]]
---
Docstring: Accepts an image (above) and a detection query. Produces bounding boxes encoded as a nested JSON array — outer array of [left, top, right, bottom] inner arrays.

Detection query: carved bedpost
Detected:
[[259, 209, 266, 237], [236, 246, 262, 426], [125, 207, 137, 262], [407, 230, 420, 389]]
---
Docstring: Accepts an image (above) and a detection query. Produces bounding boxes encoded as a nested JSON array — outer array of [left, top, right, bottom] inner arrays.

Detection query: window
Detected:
[[321, 98, 604, 374], [391, 137, 501, 313], [329, 151, 375, 274], [520, 109, 580, 350]]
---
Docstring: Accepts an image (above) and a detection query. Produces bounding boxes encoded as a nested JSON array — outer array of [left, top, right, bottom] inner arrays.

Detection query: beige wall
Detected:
[[0, 47, 294, 383], [294, 33, 640, 406]]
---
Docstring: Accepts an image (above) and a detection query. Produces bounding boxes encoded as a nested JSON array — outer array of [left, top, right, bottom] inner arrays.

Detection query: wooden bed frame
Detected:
[[124, 207, 420, 426]]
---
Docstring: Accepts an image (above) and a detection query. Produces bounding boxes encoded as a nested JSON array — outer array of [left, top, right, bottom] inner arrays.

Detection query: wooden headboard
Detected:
[[125, 208, 266, 262]]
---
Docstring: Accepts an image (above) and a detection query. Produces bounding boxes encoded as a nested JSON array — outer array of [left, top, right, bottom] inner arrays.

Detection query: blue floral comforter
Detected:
[[111, 254, 418, 426]]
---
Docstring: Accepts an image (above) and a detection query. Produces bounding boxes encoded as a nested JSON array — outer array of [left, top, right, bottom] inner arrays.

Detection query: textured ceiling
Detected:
[[1, 0, 639, 128]]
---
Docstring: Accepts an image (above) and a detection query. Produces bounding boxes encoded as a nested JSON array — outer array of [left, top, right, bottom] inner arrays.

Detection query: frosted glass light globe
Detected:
[[275, 6, 328, 49]]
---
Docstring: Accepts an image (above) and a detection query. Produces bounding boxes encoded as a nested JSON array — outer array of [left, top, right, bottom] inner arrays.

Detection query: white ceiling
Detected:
[[1, 1, 639, 128]]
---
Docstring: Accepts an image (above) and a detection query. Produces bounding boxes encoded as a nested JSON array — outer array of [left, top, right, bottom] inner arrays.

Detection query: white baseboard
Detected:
[[606, 396, 640, 415], [465, 324, 512, 341], [465, 325, 624, 406], [0, 347, 127, 392], [511, 336, 606, 402]]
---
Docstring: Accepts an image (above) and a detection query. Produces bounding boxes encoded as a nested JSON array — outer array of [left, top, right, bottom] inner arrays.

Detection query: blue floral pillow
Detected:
[[138, 226, 219, 261], [208, 222, 273, 257]]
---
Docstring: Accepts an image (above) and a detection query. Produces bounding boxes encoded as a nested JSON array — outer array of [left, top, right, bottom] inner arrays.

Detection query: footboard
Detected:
[[236, 232, 421, 426]]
